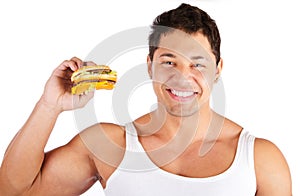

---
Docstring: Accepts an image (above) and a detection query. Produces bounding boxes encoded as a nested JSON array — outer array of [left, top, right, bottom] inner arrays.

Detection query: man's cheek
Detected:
[[152, 66, 175, 83], [198, 72, 215, 93]]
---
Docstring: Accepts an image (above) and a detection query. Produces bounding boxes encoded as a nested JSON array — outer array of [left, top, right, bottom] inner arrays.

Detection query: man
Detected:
[[0, 3, 292, 195]]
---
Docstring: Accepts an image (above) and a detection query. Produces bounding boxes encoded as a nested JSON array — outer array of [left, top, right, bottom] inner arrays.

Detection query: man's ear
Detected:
[[215, 58, 223, 82], [147, 55, 153, 79]]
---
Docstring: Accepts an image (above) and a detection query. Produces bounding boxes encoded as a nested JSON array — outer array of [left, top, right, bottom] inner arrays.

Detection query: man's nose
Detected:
[[175, 61, 194, 79]]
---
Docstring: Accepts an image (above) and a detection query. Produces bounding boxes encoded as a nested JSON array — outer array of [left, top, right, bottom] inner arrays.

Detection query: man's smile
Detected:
[[166, 88, 199, 102]]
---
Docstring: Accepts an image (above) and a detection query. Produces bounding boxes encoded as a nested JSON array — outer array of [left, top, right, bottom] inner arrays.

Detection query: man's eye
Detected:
[[162, 61, 175, 66], [194, 63, 205, 68]]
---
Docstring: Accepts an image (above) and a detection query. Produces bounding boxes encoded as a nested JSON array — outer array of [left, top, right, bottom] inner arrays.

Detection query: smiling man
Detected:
[[0, 3, 292, 196], [149, 29, 220, 117]]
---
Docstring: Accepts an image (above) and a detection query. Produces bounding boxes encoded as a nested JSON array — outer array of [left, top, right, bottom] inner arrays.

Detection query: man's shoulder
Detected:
[[78, 122, 126, 149], [254, 137, 288, 168], [254, 137, 292, 194], [254, 137, 284, 158]]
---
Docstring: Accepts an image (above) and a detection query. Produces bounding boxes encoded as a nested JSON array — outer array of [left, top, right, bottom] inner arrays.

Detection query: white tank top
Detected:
[[104, 122, 257, 196]]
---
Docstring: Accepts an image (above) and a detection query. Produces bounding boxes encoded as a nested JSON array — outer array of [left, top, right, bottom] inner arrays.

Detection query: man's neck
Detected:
[[133, 103, 225, 167], [134, 103, 217, 143]]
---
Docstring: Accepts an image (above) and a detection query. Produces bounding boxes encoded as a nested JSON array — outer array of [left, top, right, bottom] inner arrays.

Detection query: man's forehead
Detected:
[[156, 30, 214, 62]]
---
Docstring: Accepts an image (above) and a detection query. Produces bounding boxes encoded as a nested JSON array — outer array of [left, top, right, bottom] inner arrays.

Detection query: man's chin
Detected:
[[166, 107, 199, 118]]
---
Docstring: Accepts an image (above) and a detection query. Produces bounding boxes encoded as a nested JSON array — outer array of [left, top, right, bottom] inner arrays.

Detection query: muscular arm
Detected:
[[32, 122, 126, 195], [0, 58, 98, 195], [30, 134, 99, 195], [0, 101, 61, 194], [255, 138, 292, 196], [0, 102, 99, 196]]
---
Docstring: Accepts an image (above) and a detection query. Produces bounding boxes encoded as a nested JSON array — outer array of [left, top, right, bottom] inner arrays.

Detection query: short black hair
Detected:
[[148, 3, 221, 65]]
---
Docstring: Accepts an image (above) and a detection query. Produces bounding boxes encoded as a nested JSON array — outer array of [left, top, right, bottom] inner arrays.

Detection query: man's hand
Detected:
[[40, 57, 95, 113]]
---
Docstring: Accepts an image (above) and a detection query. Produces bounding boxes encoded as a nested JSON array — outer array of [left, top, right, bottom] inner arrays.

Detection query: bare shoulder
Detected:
[[79, 122, 126, 160], [254, 138, 292, 195], [78, 123, 126, 185], [79, 122, 125, 144]]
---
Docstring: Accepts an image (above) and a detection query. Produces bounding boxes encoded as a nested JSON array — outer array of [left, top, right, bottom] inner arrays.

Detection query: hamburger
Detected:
[[71, 65, 117, 95]]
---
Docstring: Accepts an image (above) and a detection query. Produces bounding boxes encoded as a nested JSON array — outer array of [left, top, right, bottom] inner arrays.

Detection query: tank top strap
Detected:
[[117, 122, 156, 172], [236, 130, 256, 172], [124, 122, 144, 152]]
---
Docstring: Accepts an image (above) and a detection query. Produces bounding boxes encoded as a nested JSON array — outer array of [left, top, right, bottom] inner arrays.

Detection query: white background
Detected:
[[0, 0, 299, 195]]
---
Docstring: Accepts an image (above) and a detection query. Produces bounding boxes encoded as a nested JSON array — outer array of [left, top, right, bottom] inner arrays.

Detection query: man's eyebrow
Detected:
[[159, 53, 176, 58], [190, 55, 205, 60], [159, 53, 207, 61]]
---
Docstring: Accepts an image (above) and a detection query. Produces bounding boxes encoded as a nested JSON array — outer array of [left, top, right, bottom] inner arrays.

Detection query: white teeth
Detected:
[[170, 89, 195, 97]]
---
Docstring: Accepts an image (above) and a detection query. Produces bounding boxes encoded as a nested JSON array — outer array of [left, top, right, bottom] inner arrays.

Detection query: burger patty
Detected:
[[72, 69, 112, 79], [74, 79, 116, 85]]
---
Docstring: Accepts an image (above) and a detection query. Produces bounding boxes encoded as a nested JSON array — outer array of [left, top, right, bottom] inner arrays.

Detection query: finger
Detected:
[[83, 61, 97, 66], [70, 57, 83, 68], [58, 60, 78, 72]]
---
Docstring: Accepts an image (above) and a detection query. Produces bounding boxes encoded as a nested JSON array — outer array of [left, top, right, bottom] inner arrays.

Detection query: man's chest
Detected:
[[142, 138, 239, 178]]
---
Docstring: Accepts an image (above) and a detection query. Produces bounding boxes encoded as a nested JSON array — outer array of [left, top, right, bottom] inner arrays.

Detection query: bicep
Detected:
[[254, 138, 292, 196], [29, 135, 99, 195]]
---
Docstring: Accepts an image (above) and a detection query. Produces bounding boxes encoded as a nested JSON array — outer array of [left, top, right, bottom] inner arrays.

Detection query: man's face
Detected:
[[148, 30, 221, 117]]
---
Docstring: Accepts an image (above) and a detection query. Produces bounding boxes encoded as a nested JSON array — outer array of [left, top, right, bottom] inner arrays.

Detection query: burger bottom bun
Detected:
[[71, 81, 114, 95]]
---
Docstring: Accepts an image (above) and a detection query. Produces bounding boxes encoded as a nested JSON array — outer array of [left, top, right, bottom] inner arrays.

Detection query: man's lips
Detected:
[[166, 88, 198, 101]]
